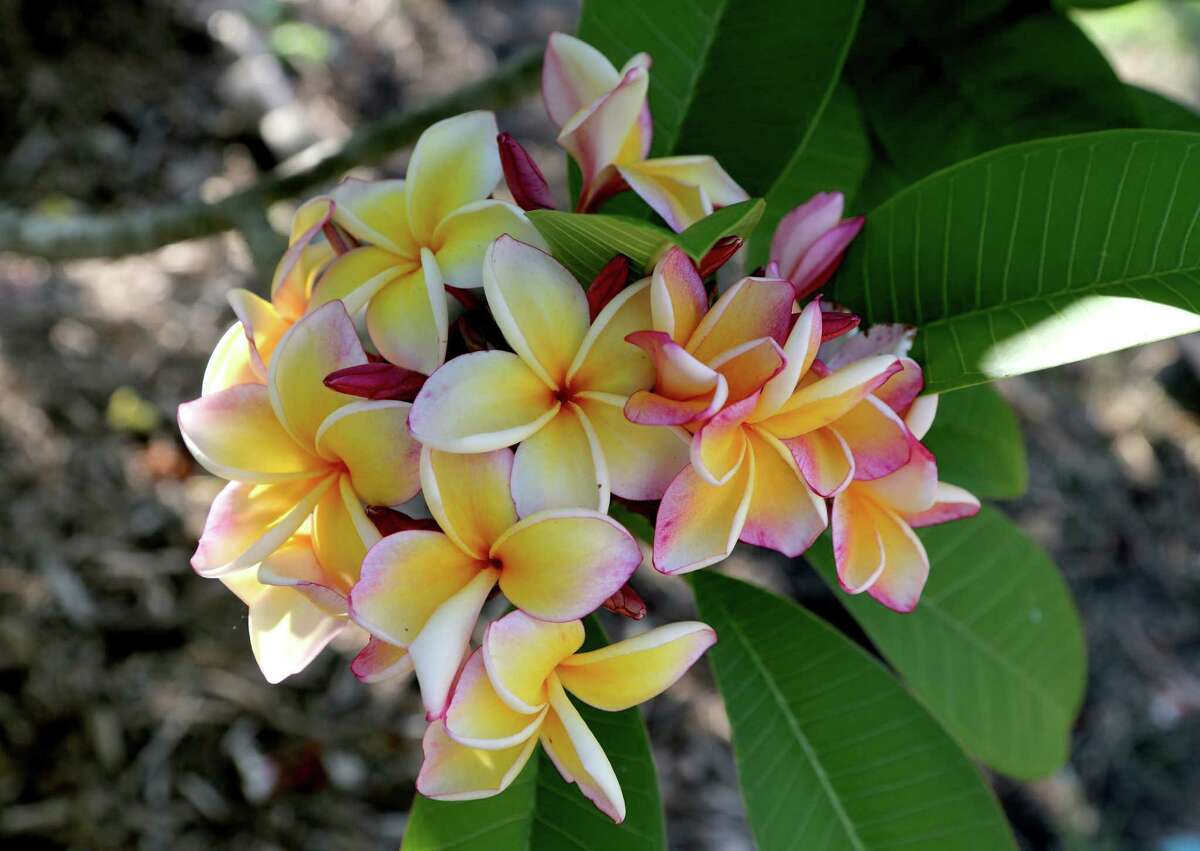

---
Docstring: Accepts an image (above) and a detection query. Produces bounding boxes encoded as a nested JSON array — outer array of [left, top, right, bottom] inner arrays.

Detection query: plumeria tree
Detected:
[[163, 3, 1200, 849]]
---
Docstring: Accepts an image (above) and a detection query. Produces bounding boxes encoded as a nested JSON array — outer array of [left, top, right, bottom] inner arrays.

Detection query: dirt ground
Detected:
[[1, 1, 1198, 850]]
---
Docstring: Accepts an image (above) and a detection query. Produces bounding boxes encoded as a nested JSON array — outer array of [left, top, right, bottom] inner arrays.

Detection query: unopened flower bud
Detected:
[[697, 236, 743, 278], [324, 362, 427, 402], [498, 132, 556, 211], [586, 254, 630, 321], [602, 583, 647, 620]]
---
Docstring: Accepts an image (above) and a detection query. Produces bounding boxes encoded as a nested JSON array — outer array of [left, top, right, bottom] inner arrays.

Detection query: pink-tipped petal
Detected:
[[650, 246, 707, 343], [542, 677, 625, 823], [691, 392, 755, 486], [653, 452, 754, 575], [904, 482, 981, 528], [685, 277, 794, 364], [770, 192, 846, 283], [445, 649, 548, 750], [416, 719, 538, 802], [757, 355, 901, 438], [542, 32, 621, 128], [739, 429, 828, 557], [783, 427, 855, 498], [831, 395, 912, 481], [874, 357, 924, 416], [351, 637, 414, 684], [560, 67, 649, 203], [271, 197, 336, 317], [708, 336, 787, 403], [624, 388, 724, 427], [227, 288, 289, 381], [857, 439, 939, 515], [492, 509, 642, 622], [831, 489, 886, 595], [789, 217, 864, 299], [754, 299, 823, 420], [867, 509, 931, 613], [256, 534, 349, 616], [483, 611, 585, 714], [619, 155, 748, 232], [511, 404, 609, 516], [625, 330, 722, 400]]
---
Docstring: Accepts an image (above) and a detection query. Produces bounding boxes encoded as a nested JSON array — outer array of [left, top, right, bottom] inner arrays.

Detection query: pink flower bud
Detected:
[[498, 132, 556, 211], [820, 309, 860, 342], [324, 362, 427, 402], [586, 254, 630, 321], [770, 192, 864, 299], [697, 236, 743, 278]]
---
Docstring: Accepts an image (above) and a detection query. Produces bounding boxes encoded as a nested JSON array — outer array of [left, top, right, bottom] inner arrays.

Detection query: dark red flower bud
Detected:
[[498, 132, 556, 211], [444, 284, 481, 312], [366, 507, 440, 537], [324, 362, 427, 402], [586, 255, 630, 321], [602, 583, 647, 620], [697, 236, 744, 278], [820, 310, 860, 342], [321, 221, 357, 255]]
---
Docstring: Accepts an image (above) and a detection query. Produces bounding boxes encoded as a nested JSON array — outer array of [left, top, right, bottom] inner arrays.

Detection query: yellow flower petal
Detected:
[[484, 235, 589, 388], [314, 400, 422, 506], [365, 248, 449, 375], [416, 719, 538, 802], [542, 32, 622, 127], [445, 650, 547, 750], [782, 425, 855, 497], [650, 246, 707, 344], [619, 156, 747, 232], [406, 111, 502, 245], [271, 196, 335, 318], [754, 299, 822, 420], [179, 383, 325, 483], [269, 302, 367, 450], [565, 278, 655, 396], [192, 476, 335, 577], [311, 474, 379, 592], [409, 350, 559, 453], [709, 336, 787, 403], [328, 178, 419, 259], [541, 676, 625, 823], [349, 531, 486, 647], [202, 321, 259, 395], [351, 637, 414, 684], [432, 199, 545, 288], [574, 391, 690, 500], [511, 404, 608, 516], [306, 245, 408, 316], [557, 621, 715, 711], [482, 611, 585, 714], [757, 354, 900, 438], [256, 533, 348, 615], [867, 507, 930, 613], [832, 488, 886, 594], [740, 429, 827, 557], [420, 447, 519, 560], [228, 288, 291, 379], [691, 394, 754, 486], [653, 450, 754, 575], [493, 509, 642, 622], [560, 67, 648, 199], [685, 277, 794, 365]]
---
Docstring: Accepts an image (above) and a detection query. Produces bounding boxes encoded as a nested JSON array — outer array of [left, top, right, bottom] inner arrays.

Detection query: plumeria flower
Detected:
[[768, 192, 864, 300], [409, 235, 690, 516], [624, 249, 905, 573], [542, 33, 748, 231], [419, 610, 715, 821], [831, 388, 980, 612], [348, 446, 643, 718], [203, 198, 336, 394], [178, 302, 421, 599], [314, 111, 546, 374]]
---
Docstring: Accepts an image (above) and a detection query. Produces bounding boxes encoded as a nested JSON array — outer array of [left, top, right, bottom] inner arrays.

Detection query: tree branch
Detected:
[[0, 48, 543, 260]]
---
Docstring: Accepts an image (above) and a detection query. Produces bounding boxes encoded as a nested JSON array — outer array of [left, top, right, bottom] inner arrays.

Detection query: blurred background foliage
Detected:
[[0, 1, 1198, 849]]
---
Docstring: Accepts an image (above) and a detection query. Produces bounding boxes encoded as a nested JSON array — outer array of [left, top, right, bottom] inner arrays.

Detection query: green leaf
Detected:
[[922, 384, 1027, 500], [848, 4, 1136, 189], [675, 199, 764, 260], [829, 130, 1200, 394], [691, 570, 1017, 851], [806, 506, 1086, 780], [403, 618, 665, 850], [609, 502, 654, 546], [748, 84, 871, 267], [1128, 84, 1200, 131], [577, 0, 863, 196], [528, 210, 673, 283]]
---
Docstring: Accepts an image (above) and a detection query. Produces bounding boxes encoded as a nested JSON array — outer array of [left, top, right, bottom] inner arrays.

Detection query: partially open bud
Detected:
[[770, 193, 865, 299], [697, 236, 743, 278], [324, 362, 427, 402], [586, 254, 630, 321], [365, 507, 440, 537], [498, 132, 556, 211], [602, 583, 647, 620]]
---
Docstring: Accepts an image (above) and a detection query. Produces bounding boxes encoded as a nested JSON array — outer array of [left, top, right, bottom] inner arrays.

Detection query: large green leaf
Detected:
[[527, 211, 673, 283], [1128, 84, 1200, 131], [849, 2, 1136, 191], [922, 384, 1028, 500], [806, 506, 1085, 780], [675, 199, 764, 260], [748, 84, 871, 267], [577, 0, 862, 197], [402, 618, 664, 850], [829, 130, 1200, 393], [691, 570, 1016, 851]]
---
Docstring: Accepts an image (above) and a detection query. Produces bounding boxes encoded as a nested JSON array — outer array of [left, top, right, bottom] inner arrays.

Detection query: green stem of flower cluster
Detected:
[[0, 48, 543, 261]]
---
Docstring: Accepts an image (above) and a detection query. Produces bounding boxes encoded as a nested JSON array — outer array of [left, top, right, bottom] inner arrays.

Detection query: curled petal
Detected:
[[650, 246, 707, 343], [857, 439, 939, 515], [492, 510, 642, 622], [269, 301, 367, 450], [873, 357, 924, 416], [691, 392, 754, 486], [542, 677, 625, 823], [420, 447, 519, 560], [409, 350, 559, 453], [351, 637, 414, 684], [868, 508, 931, 613], [619, 156, 748, 232], [366, 248, 450, 375], [685, 277, 794, 364], [314, 399, 422, 506], [904, 482, 981, 528], [416, 719, 538, 802], [202, 321, 259, 395], [567, 278, 656, 396], [192, 476, 334, 577], [511, 404, 609, 516], [653, 451, 754, 575], [271, 197, 335, 317], [484, 235, 589, 388], [708, 336, 787, 403], [831, 395, 912, 481], [754, 299, 822, 421], [905, 395, 939, 441], [484, 611, 585, 714], [739, 429, 827, 557], [783, 427, 855, 498], [561, 67, 649, 203], [542, 32, 621, 127], [446, 650, 547, 749], [558, 622, 716, 711], [256, 534, 348, 615], [789, 217, 864, 299], [770, 192, 845, 282], [406, 111, 503, 245], [624, 387, 724, 427], [227, 288, 290, 381], [328, 178, 418, 259], [575, 392, 690, 501], [179, 383, 324, 483], [832, 489, 886, 594], [433, 199, 545, 288], [625, 330, 722, 401]]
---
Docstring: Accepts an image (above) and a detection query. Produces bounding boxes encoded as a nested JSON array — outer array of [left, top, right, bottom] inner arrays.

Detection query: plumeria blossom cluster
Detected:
[[177, 31, 979, 821]]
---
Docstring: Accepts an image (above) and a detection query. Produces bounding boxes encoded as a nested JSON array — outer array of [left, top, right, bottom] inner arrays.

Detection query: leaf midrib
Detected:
[[718, 598, 868, 851]]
